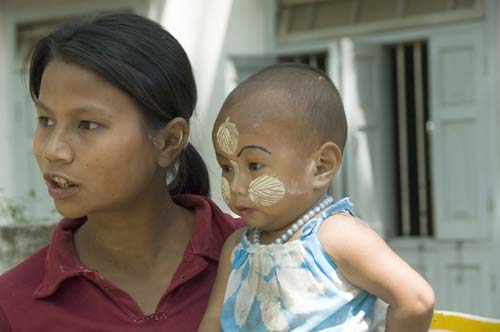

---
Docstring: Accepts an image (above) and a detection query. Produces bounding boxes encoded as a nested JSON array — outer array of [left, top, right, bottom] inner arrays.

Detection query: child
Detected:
[[198, 63, 435, 332]]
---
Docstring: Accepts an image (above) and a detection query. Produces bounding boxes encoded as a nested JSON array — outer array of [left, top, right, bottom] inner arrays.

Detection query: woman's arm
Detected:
[[198, 228, 246, 332], [318, 214, 435, 332]]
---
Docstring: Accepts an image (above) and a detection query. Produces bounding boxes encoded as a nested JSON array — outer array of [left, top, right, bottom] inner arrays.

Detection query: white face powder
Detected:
[[216, 117, 239, 154], [248, 175, 286, 207], [221, 176, 231, 206]]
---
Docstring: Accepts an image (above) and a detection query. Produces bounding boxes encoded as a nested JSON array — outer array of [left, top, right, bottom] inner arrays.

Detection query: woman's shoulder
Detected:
[[199, 195, 245, 238], [0, 244, 49, 302], [175, 194, 245, 231], [0, 218, 75, 304], [174, 195, 245, 255]]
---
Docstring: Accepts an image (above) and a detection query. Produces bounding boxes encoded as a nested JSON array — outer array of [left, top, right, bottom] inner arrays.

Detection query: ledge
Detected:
[[0, 223, 55, 273]]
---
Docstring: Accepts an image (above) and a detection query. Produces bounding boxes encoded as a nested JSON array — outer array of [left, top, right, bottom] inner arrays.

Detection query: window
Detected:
[[390, 41, 433, 236]]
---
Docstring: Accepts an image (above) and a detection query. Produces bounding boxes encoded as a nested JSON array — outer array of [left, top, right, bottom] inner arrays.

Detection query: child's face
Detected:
[[212, 94, 321, 232]]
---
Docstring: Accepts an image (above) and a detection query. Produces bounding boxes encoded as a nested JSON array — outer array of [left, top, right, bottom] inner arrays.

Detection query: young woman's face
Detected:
[[212, 94, 319, 232], [33, 59, 162, 218]]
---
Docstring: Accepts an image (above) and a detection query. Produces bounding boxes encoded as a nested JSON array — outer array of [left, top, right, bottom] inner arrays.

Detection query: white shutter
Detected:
[[429, 26, 490, 239], [341, 40, 397, 238]]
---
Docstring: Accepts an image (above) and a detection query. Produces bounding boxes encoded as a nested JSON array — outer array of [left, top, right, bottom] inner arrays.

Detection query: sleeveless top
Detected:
[[220, 197, 387, 332]]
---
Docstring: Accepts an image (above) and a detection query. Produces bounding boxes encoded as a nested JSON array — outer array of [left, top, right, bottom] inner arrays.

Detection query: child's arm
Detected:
[[198, 228, 246, 332], [318, 213, 435, 332]]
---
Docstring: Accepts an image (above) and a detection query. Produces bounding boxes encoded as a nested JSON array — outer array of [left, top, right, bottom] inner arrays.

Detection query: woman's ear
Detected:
[[154, 117, 189, 168], [311, 142, 342, 189]]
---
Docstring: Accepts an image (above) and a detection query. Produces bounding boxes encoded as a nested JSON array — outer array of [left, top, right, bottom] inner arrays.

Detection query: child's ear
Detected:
[[311, 142, 342, 189], [154, 117, 189, 168]]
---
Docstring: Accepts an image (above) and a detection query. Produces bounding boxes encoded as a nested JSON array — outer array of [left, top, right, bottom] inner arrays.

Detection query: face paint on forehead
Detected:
[[249, 175, 286, 207], [216, 117, 239, 154]]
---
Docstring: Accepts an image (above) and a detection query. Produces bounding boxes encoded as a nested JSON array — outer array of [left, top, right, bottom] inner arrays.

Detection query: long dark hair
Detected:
[[28, 12, 210, 196]]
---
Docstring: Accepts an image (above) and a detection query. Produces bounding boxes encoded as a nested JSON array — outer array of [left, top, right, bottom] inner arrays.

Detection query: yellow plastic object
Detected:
[[430, 310, 500, 332]]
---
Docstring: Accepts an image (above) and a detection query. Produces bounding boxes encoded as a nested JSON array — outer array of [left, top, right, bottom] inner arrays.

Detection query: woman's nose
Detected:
[[41, 128, 74, 164]]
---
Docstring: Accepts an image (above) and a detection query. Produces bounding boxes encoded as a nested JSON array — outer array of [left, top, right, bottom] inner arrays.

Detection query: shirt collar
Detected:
[[173, 195, 227, 261], [33, 195, 234, 299], [33, 217, 87, 299]]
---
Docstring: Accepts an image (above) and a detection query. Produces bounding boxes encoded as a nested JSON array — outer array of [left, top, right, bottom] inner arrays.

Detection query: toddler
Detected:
[[199, 63, 434, 332]]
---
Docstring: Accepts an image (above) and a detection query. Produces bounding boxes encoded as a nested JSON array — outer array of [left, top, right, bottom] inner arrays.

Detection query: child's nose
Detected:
[[230, 177, 249, 196], [229, 161, 248, 196]]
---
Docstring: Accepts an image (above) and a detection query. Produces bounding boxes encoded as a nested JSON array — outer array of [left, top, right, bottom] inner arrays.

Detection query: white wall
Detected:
[[190, 0, 274, 209], [493, 0, 500, 311], [0, 4, 16, 211]]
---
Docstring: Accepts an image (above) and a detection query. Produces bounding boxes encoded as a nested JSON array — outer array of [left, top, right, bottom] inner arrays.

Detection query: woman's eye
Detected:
[[248, 162, 263, 171], [78, 121, 99, 130], [37, 116, 54, 127]]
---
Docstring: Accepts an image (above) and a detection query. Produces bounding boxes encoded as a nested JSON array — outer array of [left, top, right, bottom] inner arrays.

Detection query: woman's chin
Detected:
[[53, 203, 87, 219]]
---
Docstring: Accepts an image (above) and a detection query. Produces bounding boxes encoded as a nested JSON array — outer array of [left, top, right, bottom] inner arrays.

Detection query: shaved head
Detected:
[[220, 63, 347, 153]]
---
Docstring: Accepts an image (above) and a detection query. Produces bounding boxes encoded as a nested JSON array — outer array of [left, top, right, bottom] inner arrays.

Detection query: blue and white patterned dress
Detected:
[[220, 198, 387, 332]]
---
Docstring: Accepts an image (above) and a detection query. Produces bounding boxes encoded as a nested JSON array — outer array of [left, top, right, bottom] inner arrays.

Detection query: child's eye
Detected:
[[78, 120, 100, 130], [248, 162, 263, 171], [220, 164, 232, 173], [37, 116, 54, 127]]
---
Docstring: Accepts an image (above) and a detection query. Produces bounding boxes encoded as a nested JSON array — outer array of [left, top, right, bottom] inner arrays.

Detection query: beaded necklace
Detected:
[[252, 195, 334, 245]]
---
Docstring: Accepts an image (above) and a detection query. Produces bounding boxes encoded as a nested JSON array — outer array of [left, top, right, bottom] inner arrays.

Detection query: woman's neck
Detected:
[[74, 191, 194, 276]]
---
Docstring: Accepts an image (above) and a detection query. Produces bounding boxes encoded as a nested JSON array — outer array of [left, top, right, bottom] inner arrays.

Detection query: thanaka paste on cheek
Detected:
[[285, 159, 315, 196], [248, 175, 286, 207], [221, 176, 231, 205], [216, 117, 239, 154]]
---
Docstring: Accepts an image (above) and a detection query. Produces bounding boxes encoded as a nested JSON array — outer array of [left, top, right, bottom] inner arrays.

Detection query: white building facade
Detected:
[[0, 0, 498, 318]]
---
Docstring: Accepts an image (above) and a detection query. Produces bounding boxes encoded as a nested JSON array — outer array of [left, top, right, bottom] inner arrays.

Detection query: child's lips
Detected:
[[237, 207, 254, 217]]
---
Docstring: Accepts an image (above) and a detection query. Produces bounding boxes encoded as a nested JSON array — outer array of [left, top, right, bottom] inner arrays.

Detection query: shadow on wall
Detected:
[[0, 223, 55, 273]]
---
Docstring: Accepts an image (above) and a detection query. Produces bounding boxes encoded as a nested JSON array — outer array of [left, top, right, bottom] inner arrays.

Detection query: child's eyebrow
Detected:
[[216, 153, 229, 161], [237, 145, 272, 157]]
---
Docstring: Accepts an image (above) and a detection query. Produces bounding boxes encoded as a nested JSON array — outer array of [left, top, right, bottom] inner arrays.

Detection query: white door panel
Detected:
[[429, 27, 489, 239], [341, 39, 396, 238]]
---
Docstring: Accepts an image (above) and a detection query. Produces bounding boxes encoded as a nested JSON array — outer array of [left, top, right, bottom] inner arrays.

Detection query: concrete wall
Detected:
[[0, 223, 54, 273], [0, 4, 16, 205]]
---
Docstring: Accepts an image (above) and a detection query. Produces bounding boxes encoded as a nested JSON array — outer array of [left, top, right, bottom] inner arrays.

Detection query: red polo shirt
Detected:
[[0, 195, 244, 332]]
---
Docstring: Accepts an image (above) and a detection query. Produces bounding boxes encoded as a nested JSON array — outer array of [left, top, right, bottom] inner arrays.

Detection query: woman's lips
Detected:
[[46, 180, 79, 199], [44, 176, 80, 199]]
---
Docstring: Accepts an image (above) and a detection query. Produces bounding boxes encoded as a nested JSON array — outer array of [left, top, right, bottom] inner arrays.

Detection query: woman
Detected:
[[0, 12, 242, 332]]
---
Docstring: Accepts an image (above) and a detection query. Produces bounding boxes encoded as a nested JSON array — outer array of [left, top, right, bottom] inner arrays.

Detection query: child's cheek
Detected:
[[221, 176, 231, 206], [248, 175, 286, 207]]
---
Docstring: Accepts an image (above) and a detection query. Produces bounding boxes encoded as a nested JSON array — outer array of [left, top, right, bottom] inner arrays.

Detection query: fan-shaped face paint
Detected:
[[216, 117, 239, 154], [248, 175, 286, 207]]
